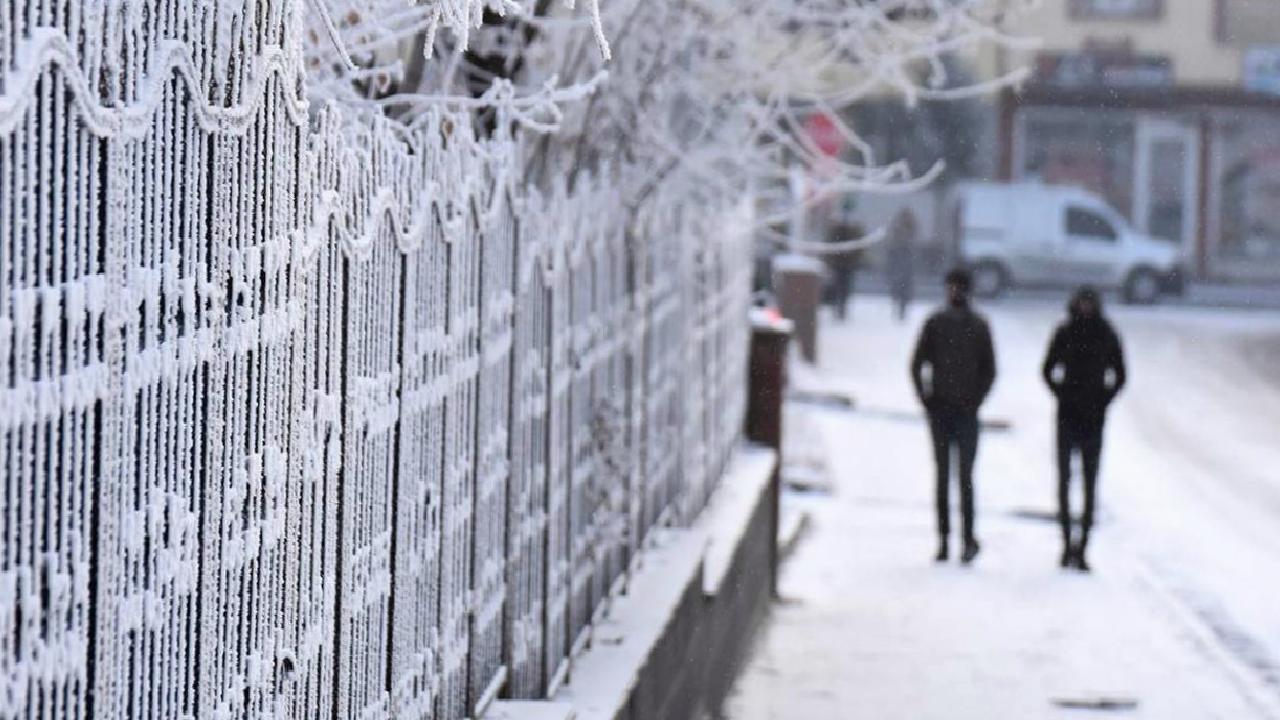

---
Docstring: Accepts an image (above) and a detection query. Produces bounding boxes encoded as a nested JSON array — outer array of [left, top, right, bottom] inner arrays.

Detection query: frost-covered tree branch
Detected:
[[304, 0, 1039, 250]]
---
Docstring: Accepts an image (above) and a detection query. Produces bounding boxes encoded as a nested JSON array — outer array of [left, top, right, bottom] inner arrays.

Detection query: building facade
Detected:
[[989, 0, 1280, 281]]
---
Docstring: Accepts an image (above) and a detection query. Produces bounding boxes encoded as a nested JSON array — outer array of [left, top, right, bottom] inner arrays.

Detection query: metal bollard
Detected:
[[745, 310, 792, 450], [746, 309, 791, 597]]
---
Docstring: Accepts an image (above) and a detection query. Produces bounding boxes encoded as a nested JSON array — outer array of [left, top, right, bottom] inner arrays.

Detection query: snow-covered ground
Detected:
[[726, 295, 1280, 719]]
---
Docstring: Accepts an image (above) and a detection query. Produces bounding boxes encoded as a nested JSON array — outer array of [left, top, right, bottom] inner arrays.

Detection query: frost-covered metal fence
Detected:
[[0, 4, 751, 719]]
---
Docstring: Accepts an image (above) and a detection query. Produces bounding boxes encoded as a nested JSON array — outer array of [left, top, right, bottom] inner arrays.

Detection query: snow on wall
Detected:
[[0, 3, 752, 719]]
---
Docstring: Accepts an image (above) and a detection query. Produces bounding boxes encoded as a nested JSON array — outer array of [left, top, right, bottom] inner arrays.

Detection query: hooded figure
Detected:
[[1042, 286, 1127, 572], [911, 268, 996, 565]]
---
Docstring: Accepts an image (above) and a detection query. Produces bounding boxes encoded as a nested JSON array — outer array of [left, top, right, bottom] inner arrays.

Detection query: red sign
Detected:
[[804, 112, 844, 158]]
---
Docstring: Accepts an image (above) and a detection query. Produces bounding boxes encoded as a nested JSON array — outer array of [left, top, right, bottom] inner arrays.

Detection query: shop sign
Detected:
[[1035, 51, 1172, 88]]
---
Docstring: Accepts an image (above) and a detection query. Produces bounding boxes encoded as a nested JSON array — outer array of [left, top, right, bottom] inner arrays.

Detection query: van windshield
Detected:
[[1065, 206, 1118, 242]]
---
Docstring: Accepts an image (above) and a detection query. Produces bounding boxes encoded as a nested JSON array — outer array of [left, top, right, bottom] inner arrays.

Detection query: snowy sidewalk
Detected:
[[726, 299, 1279, 720]]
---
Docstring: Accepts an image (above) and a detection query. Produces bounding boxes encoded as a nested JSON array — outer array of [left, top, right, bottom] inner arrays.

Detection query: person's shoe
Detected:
[[960, 539, 981, 565], [1060, 546, 1074, 569], [1075, 546, 1091, 573], [934, 540, 949, 563]]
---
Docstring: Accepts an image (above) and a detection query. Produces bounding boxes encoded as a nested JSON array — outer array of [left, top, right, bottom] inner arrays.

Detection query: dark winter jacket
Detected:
[[826, 222, 864, 274], [1042, 310, 1126, 421], [910, 303, 997, 414]]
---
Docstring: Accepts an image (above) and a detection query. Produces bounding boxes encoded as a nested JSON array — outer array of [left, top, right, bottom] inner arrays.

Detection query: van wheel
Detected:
[[1124, 267, 1161, 305], [971, 261, 1009, 298]]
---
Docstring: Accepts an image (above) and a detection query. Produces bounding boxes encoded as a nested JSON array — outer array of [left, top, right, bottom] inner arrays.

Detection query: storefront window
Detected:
[[1018, 112, 1136, 219], [1213, 112, 1280, 261]]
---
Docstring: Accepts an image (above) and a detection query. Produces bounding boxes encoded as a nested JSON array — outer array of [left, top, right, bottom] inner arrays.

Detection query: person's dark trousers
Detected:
[[829, 268, 854, 319], [928, 406, 980, 543], [892, 288, 911, 321], [1057, 411, 1104, 550]]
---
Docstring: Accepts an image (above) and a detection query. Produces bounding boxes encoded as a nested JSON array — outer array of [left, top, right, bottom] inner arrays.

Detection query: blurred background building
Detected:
[[991, 0, 1280, 282], [840, 0, 1280, 284]]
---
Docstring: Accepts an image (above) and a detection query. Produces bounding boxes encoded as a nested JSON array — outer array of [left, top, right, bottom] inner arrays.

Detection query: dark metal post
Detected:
[[997, 88, 1016, 182], [746, 310, 791, 597], [745, 312, 791, 449]]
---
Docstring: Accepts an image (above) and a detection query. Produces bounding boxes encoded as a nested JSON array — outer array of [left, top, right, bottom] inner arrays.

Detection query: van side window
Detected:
[[1065, 207, 1117, 242]]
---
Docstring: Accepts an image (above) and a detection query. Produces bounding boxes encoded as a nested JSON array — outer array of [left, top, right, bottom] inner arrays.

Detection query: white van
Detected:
[[948, 182, 1185, 303]]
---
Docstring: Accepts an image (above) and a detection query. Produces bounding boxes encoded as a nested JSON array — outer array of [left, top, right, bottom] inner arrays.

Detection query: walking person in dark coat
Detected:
[[824, 222, 864, 321], [910, 268, 997, 564], [885, 208, 916, 322], [1043, 286, 1126, 572]]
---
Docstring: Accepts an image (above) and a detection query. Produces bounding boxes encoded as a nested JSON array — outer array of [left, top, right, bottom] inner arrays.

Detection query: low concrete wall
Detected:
[[534, 445, 779, 720], [621, 486, 775, 720]]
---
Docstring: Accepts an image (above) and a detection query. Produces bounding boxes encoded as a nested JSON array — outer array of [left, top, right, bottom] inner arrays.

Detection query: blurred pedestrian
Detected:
[[824, 221, 864, 321], [1042, 286, 1126, 573], [910, 268, 997, 564], [885, 208, 916, 321]]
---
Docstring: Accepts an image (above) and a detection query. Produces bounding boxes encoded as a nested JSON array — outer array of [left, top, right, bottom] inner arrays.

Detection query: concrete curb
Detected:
[[486, 444, 780, 720]]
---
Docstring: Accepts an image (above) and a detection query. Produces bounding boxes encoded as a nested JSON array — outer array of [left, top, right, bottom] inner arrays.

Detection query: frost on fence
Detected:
[[0, 2, 749, 719]]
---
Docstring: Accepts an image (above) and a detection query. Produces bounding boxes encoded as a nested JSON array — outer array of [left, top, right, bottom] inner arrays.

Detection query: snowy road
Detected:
[[726, 296, 1280, 719]]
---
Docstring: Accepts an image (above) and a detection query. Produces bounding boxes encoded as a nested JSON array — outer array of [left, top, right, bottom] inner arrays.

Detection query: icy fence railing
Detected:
[[0, 4, 751, 719]]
